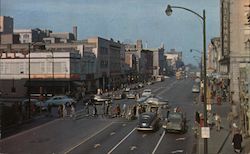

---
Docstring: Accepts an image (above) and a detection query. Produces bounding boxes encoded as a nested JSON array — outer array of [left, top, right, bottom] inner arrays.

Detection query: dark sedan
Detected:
[[162, 111, 186, 133], [137, 112, 160, 131]]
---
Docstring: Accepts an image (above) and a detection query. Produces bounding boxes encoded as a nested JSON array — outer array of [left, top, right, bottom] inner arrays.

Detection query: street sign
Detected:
[[201, 127, 210, 138]]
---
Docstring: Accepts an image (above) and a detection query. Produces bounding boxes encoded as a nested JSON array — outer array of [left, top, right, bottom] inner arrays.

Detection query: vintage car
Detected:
[[21, 99, 47, 112], [44, 95, 76, 107], [192, 84, 200, 93], [141, 89, 152, 97], [93, 94, 112, 105], [162, 111, 186, 133], [126, 90, 137, 99], [137, 112, 160, 131]]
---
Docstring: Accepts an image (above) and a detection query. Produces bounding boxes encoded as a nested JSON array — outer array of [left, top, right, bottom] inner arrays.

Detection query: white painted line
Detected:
[[152, 130, 165, 154], [1, 119, 60, 141], [171, 149, 184, 153], [176, 137, 185, 141], [130, 146, 137, 151], [64, 122, 113, 154], [94, 144, 101, 148], [107, 127, 136, 154]]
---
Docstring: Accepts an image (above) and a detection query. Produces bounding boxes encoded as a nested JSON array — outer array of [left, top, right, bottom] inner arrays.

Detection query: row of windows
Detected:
[[0, 62, 69, 74], [100, 47, 108, 55]]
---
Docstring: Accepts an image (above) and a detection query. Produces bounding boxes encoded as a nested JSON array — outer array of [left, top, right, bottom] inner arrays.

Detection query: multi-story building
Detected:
[[145, 46, 165, 77], [0, 16, 13, 34], [0, 16, 19, 44], [208, 37, 221, 75], [164, 49, 183, 71], [14, 28, 49, 44], [0, 43, 81, 98], [220, 0, 250, 136]]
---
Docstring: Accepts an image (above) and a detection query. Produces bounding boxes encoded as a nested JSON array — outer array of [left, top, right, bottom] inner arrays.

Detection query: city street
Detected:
[[1, 78, 197, 154]]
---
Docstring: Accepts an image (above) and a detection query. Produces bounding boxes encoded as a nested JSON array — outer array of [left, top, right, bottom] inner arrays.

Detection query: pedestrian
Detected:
[[214, 113, 221, 131], [117, 104, 121, 117], [62, 104, 67, 118], [47, 104, 52, 117], [195, 111, 200, 125], [58, 105, 62, 118], [199, 113, 204, 127], [92, 105, 97, 117], [70, 104, 75, 119], [122, 104, 127, 117], [232, 129, 243, 153]]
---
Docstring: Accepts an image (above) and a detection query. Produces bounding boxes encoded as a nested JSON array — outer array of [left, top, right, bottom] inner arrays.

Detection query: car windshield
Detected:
[[168, 113, 182, 122]]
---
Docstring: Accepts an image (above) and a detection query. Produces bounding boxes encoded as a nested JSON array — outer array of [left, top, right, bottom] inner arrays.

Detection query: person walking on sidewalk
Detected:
[[214, 113, 221, 131], [232, 129, 243, 153]]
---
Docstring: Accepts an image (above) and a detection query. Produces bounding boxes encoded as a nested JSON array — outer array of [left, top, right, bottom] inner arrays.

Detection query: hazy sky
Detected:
[[1, 0, 220, 66]]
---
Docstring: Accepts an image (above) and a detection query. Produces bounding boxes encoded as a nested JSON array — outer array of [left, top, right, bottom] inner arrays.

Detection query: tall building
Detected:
[[221, 0, 250, 136], [0, 16, 13, 34]]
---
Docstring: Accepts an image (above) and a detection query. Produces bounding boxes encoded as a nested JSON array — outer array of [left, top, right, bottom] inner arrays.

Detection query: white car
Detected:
[[192, 85, 200, 93], [126, 91, 136, 99], [93, 94, 112, 105], [142, 89, 152, 97], [44, 95, 76, 106]]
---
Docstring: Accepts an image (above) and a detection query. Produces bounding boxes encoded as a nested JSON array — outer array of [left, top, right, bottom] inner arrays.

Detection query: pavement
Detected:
[[195, 100, 250, 154]]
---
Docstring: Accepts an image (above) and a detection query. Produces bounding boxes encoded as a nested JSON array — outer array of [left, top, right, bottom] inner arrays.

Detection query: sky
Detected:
[[1, 0, 220, 66]]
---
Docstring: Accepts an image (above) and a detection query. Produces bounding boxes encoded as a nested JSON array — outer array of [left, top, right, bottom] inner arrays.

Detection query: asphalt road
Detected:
[[1, 78, 197, 154]]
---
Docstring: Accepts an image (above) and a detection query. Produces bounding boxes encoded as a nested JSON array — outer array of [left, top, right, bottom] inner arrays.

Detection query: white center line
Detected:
[[64, 122, 113, 154], [107, 127, 136, 154], [152, 130, 165, 154]]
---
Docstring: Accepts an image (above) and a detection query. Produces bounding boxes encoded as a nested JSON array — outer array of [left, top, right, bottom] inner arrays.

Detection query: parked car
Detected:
[[126, 90, 137, 99], [138, 83, 144, 88], [192, 84, 200, 93], [21, 99, 47, 112], [44, 95, 76, 106], [93, 94, 112, 105], [162, 111, 186, 133], [112, 91, 126, 100], [142, 89, 152, 97], [137, 112, 160, 131]]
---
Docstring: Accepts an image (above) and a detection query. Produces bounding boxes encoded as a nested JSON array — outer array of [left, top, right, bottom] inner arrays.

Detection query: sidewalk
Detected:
[[195, 101, 250, 154]]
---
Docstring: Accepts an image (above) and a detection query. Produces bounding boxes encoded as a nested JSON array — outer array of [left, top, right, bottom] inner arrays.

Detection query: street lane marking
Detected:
[[176, 137, 186, 141], [64, 122, 113, 154], [94, 144, 101, 148], [171, 149, 184, 153], [1, 119, 60, 141], [142, 134, 147, 138], [152, 130, 165, 154], [107, 127, 136, 154], [130, 146, 137, 151], [110, 132, 116, 136]]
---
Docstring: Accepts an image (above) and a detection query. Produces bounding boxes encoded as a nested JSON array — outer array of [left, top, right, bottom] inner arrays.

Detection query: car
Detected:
[[44, 95, 76, 106], [192, 84, 200, 93], [112, 92, 126, 100], [147, 81, 153, 85], [137, 112, 160, 131], [124, 87, 130, 92], [126, 90, 137, 99], [142, 89, 152, 97], [138, 83, 144, 88], [162, 111, 186, 133], [93, 94, 112, 105], [21, 99, 47, 112]]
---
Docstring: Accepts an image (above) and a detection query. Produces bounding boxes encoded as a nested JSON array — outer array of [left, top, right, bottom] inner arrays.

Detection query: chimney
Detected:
[[73, 26, 77, 40]]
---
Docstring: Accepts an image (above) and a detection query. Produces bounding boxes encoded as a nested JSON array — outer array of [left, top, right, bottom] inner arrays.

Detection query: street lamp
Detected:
[[165, 5, 208, 154]]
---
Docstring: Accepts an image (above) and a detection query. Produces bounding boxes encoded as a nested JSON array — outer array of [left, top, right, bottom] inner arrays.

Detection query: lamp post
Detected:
[[165, 5, 208, 154]]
